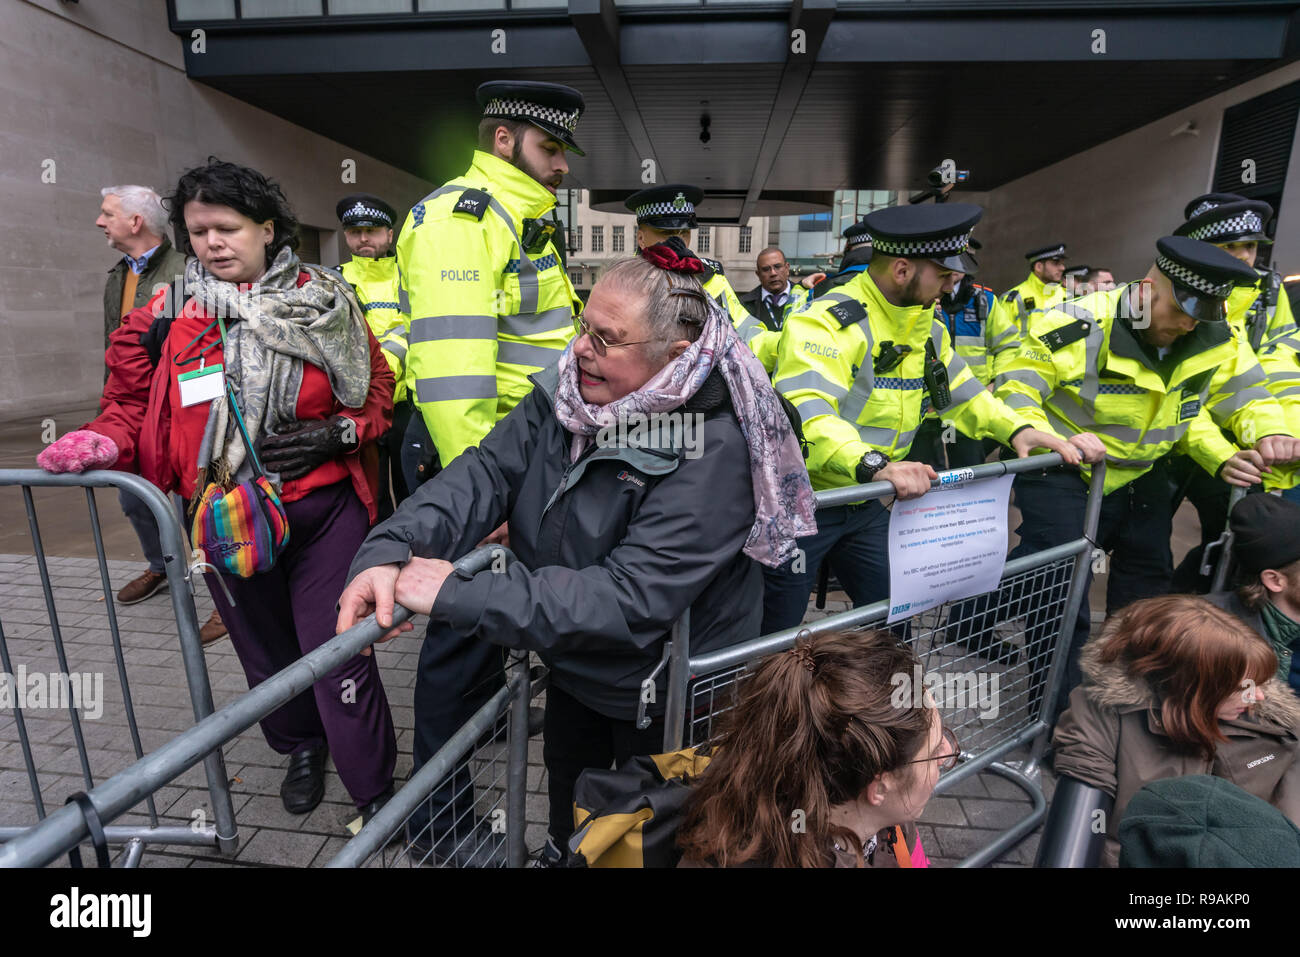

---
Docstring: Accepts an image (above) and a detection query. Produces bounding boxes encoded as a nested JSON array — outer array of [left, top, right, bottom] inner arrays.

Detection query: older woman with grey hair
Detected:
[[338, 237, 816, 865]]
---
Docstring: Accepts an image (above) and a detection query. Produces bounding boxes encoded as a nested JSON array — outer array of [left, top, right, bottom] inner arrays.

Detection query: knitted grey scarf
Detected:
[[191, 246, 371, 488]]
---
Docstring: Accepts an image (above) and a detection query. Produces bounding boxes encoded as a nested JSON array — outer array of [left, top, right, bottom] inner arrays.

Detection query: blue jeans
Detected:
[[118, 487, 166, 574], [760, 500, 893, 634]]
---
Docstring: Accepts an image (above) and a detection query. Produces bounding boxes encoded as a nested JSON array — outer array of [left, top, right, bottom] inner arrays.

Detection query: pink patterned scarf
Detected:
[[553, 299, 816, 568]]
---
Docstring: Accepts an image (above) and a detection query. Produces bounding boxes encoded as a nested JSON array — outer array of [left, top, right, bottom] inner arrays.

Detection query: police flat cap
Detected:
[[336, 193, 396, 228], [1025, 243, 1067, 262], [1228, 494, 1300, 575], [625, 184, 703, 231], [1176, 195, 1274, 245], [1155, 235, 1260, 324], [477, 80, 585, 155], [1064, 263, 1090, 278], [843, 219, 872, 246], [862, 202, 982, 273]]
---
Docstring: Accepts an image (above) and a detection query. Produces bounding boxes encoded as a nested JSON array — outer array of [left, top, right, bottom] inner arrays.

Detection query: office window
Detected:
[[612, 225, 625, 253], [739, 226, 752, 254], [569, 270, 584, 287], [798, 211, 832, 233], [592, 225, 604, 253], [698, 226, 710, 253]]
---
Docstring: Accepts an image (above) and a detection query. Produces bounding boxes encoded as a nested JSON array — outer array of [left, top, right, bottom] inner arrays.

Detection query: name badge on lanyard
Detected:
[[178, 362, 225, 407]]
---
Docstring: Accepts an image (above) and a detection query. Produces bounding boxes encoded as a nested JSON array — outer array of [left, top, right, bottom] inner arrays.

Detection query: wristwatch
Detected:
[[856, 450, 890, 484]]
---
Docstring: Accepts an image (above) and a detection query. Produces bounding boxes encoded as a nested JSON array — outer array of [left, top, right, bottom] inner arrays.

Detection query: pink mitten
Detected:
[[37, 430, 120, 474]]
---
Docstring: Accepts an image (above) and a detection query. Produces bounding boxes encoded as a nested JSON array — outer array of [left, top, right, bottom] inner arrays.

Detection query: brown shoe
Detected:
[[199, 609, 228, 645], [117, 569, 168, 605]]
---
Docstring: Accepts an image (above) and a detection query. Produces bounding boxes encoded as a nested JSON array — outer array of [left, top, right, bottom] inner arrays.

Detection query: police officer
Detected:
[[336, 193, 410, 520], [622, 183, 777, 373], [763, 203, 1080, 634], [994, 236, 1300, 717], [386, 79, 585, 864], [1003, 242, 1068, 333], [909, 241, 1021, 469], [1167, 194, 1300, 585], [1063, 263, 1091, 298], [797, 219, 874, 306]]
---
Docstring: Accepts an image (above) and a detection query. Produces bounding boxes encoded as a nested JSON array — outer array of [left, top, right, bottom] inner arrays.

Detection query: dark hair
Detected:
[[1239, 557, 1300, 610], [165, 157, 299, 258], [676, 629, 933, 868], [1095, 595, 1276, 760], [477, 117, 531, 156]]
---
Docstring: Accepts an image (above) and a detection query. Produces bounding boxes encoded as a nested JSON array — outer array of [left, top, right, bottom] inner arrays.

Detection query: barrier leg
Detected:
[[505, 658, 530, 868]]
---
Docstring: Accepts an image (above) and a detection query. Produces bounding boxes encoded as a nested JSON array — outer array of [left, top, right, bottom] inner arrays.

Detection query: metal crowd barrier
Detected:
[[658, 453, 1106, 868], [0, 469, 237, 865], [0, 534, 505, 868]]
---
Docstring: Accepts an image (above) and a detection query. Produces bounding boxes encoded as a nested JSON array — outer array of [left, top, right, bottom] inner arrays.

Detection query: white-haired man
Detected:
[[93, 187, 225, 638]]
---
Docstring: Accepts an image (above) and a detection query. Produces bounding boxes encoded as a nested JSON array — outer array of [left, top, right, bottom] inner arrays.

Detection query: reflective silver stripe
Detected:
[[858, 424, 916, 449], [1269, 335, 1300, 351], [955, 335, 984, 349], [1003, 392, 1042, 411], [776, 370, 848, 401], [381, 338, 408, 362], [497, 339, 562, 368], [1265, 371, 1300, 383], [397, 263, 411, 315], [500, 305, 573, 338], [1212, 384, 1274, 417], [1217, 366, 1267, 395], [482, 197, 539, 314], [989, 326, 1018, 348], [736, 315, 764, 341], [415, 375, 497, 403], [998, 369, 1052, 395], [948, 376, 983, 405], [410, 315, 497, 342], [839, 316, 877, 425], [1106, 454, 1155, 469], [794, 397, 837, 421], [1138, 424, 1185, 444], [1273, 385, 1300, 399]]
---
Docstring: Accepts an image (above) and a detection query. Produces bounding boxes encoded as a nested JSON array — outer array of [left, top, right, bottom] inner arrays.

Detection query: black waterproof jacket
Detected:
[[346, 364, 762, 720]]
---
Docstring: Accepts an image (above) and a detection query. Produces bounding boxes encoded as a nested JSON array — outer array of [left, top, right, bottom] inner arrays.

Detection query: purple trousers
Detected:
[[204, 481, 396, 807]]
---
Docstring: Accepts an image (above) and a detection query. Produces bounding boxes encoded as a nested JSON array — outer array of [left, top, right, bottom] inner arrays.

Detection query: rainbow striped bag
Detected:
[[191, 379, 290, 579]]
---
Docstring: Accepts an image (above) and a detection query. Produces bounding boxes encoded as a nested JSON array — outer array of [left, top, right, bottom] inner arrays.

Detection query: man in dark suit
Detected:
[[738, 246, 797, 331]]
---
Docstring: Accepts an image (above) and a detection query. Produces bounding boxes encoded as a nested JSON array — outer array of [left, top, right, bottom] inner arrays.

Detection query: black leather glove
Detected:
[[256, 415, 357, 482]]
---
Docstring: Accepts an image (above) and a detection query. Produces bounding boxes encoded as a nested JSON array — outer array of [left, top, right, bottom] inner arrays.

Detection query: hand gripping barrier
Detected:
[[327, 546, 539, 869], [0, 469, 237, 865], [656, 454, 1106, 868], [0, 534, 506, 867]]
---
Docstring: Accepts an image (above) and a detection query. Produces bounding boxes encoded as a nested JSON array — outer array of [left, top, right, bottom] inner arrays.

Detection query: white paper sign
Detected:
[[886, 473, 1014, 623]]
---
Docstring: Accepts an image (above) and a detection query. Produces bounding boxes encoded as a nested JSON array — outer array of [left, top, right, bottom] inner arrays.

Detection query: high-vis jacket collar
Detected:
[[468, 150, 557, 222], [343, 254, 397, 282]]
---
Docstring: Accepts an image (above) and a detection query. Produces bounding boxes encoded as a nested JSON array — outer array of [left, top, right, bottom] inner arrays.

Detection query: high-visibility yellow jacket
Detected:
[[1209, 266, 1300, 490], [397, 150, 579, 465], [340, 254, 408, 403], [1002, 272, 1066, 335], [773, 269, 1027, 493], [934, 283, 1020, 386], [994, 284, 1291, 495], [704, 271, 778, 373]]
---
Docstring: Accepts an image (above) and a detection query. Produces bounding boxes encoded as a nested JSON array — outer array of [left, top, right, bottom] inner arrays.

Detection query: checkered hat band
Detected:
[[344, 203, 391, 225], [483, 98, 579, 134], [635, 201, 695, 219], [1157, 255, 1234, 298], [1188, 212, 1264, 242], [872, 231, 970, 257]]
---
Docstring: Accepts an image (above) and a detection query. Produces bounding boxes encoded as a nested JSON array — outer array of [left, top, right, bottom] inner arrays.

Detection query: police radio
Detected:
[[923, 338, 951, 410]]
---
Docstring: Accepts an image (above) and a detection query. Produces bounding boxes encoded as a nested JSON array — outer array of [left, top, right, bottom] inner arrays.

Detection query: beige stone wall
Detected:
[[0, 0, 434, 422], [974, 61, 1300, 295]]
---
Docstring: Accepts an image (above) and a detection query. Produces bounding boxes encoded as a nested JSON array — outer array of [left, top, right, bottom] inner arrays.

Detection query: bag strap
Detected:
[[215, 316, 267, 479], [891, 824, 912, 868]]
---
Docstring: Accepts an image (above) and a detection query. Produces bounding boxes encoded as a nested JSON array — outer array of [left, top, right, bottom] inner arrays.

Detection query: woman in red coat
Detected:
[[39, 160, 398, 821]]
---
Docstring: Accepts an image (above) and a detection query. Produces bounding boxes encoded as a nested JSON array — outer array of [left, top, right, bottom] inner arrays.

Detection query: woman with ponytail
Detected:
[[678, 629, 952, 867]]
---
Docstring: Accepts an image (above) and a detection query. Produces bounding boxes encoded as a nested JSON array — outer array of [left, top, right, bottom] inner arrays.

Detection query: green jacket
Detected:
[[102, 236, 188, 354]]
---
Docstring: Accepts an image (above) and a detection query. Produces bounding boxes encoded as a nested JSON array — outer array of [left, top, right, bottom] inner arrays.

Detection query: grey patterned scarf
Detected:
[[190, 246, 371, 488]]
